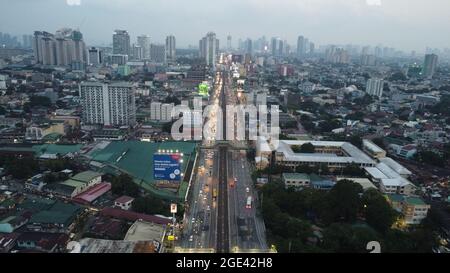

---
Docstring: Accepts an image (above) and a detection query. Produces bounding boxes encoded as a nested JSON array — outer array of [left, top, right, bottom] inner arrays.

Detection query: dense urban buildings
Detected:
[[1, 1, 450, 257]]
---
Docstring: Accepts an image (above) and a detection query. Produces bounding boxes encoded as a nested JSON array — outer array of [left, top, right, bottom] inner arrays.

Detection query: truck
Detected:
[[213, 188, 218, 200]]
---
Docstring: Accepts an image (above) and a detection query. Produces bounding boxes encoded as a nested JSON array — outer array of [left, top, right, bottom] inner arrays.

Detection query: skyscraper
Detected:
[[245, 38, 253, 56], [137, 35, 151, 59], [150, 44, 166, 63], [199, 32, 219, 69], [34, 29, 86, 67], [88, 47, 102, 66], [366, 78, 384, 98], [79, 82, 136, 126], [309, 42, 315, 55], [227, 35, 232, 51], [165, 35, 176, 64], [113, 30, 130, 55], [297, 36, 305, 58], [33, 31, 54, 65], [422, 54, 438, 78], [270, 37, 284, 57], [131, 44, 143, 60]]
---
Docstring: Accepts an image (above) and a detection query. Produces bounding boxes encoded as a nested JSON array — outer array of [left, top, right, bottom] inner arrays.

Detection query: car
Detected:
[[191, 218, 195, 223], [246, 187, 250, 193], [189, 235, 194, 242], [207, 205, 210, 211]]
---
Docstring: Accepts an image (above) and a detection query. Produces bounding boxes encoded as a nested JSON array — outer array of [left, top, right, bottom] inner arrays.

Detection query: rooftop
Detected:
[[282, 173, 310, 181], [88, 141, 197, 201], [115, 195, 134, 204], [71, 171, 102, 183], [277, 140, 376, 165], [100, 207, 171, 226], [124, 220, 165, 242]]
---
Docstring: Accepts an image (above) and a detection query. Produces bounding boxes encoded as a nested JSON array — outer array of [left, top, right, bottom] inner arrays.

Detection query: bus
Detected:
[[246, 196, 252, 209]]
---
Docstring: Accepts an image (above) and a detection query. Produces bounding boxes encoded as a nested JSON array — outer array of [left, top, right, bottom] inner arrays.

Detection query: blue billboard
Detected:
[[153, 154, 182, 181]]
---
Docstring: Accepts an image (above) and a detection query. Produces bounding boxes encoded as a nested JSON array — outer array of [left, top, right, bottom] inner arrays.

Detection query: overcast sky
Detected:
[[1, 0, 450, 52]]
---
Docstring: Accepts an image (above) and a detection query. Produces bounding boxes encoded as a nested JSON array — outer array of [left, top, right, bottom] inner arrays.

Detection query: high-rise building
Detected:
[[88, 47, 102, 66], [227, 35, 232, 51], [366, 78, 384, 98], [79, 82, 136, 126], [137, 35, 151, 59], [150, 102, 162, 121], [309, 42, 315, 55], [131, 44, 143, 60], [113, 30, 130, 55], [245, 38, 253, 56], [34, 29, 87, 67], [165, 35, 176, 63], [297, 36, 305, 58], [111, 54, 128, 65], [271, 37, 284, 57], [199, 32, 219, 69], [150, 44, 166, 63], [361, 54, 376, 66], [150, 102, 174, 122], [422, 54, 438, 78], [22, 34, 33, 48]]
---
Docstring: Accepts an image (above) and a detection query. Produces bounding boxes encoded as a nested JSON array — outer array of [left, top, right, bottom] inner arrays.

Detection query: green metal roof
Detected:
[[41, 133, 62, 142], [89, 141, 197, 201], [0, 215, 16, 224], [18, 197, 56, 211], [282, 173, 310, 181], [387, 194, 404, 203], [29, 201, 81, 226], [404, 197, 427, 206], [71, 171, 102, 183], [60, 179, 86, 189], [32, 144, 83, 157]]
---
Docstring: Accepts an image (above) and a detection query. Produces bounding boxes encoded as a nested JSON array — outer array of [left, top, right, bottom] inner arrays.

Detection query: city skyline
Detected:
[[1, 0, 450, 52]]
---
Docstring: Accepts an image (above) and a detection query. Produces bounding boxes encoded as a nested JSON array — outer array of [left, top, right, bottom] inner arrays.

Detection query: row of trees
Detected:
[[261, 179, 438, 252], [0, 156, 39, 179]]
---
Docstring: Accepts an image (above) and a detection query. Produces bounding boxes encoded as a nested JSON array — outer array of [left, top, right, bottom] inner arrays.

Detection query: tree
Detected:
[[321, 223, 381, 253], [372, 138, 386, 150], [414, 150, 445, 167], [322, 180, 363, 224], [111, 174, 139, 197], [362, 189, 398, 233], [342, 163, 366, 176], [132, 196, 169, 216], [164, 95, 181, 105], [348, 135, 363, 149], [285, 218, 313, 241], [300, 143, 315, 153]]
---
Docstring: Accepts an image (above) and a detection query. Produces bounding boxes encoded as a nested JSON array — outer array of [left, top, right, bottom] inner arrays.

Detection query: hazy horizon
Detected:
[[1, 0, 450, 52]]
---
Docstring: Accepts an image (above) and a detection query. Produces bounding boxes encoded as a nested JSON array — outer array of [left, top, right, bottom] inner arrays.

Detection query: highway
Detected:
[[178, 54, 269, 253]]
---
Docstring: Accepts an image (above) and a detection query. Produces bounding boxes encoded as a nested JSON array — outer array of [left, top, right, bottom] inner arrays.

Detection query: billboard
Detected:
[[198, 83, 209, 97], [153, 154, 182, 181]]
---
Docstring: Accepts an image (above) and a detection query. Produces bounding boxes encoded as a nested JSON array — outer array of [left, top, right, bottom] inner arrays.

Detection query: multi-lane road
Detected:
[[178, 56, 269, 253]]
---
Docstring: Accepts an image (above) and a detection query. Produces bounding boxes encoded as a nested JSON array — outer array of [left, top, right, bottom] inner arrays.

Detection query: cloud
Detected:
[[66, 0, 81, 6], [366, 0, 381, 6], [1, 0, 450, 51]]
